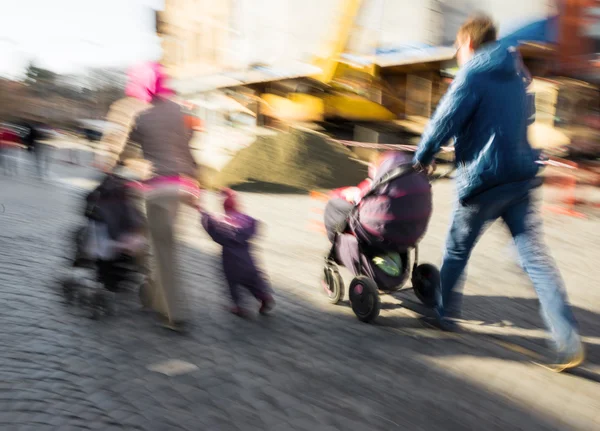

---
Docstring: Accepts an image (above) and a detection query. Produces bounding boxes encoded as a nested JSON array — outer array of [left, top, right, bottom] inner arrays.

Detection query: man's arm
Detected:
[[413, 72, 479, 167], [513, 50, 536, 127]]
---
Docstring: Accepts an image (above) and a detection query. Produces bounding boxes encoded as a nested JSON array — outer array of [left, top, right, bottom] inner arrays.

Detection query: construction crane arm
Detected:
[[312, 0, 364, 84]]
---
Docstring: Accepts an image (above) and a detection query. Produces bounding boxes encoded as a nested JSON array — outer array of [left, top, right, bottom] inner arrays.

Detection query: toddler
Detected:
[[200, 189, 275, 316]]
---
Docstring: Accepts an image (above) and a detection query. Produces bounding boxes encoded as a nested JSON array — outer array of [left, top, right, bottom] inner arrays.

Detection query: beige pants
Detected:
[[145, 193, 186, 322]]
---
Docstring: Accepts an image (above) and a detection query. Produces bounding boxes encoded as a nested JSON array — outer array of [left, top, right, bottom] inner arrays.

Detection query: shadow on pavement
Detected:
[[2, 174, 593, 430], [229, 180, 310, 195], [62, 239, 582, 429], [458, 295, 600, 338], [379, 290, 600, 371], [97, 242, 582, 430]]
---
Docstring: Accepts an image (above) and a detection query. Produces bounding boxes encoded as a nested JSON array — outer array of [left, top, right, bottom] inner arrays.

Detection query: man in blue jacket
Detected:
[[413, 15, 583, 371]]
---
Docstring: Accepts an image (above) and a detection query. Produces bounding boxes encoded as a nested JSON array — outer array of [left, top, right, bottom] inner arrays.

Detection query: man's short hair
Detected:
[[457, 15, 497, 50]]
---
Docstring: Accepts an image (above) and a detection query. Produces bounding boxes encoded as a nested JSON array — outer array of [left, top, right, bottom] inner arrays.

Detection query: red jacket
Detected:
[[0, 129, 21, 148], [330, 178, 373, 204]]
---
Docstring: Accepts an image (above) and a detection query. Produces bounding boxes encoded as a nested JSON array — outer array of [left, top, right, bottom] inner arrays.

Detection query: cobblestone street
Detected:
[[1, 149, 600, 430]]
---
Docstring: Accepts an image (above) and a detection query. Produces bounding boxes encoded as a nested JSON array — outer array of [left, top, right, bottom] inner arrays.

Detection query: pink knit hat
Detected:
[[125, 62, 174, 103]]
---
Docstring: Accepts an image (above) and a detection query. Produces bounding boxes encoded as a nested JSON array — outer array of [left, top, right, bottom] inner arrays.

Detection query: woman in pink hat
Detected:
[[100, 62, 200, 332]]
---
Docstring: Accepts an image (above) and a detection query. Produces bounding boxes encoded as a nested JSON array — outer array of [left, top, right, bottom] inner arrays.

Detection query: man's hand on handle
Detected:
[[413, 160, 436, 176]]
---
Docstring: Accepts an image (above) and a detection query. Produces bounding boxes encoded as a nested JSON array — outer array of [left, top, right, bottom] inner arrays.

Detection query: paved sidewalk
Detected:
[[1, 154, 600, 430]]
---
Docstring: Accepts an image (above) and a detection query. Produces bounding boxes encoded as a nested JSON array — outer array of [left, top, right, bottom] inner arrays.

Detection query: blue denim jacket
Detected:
[[414, 42, 540, 203]]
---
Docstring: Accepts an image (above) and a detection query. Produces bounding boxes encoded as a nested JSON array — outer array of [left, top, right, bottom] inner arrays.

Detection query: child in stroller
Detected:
[[63, 169, 148, 318], [322, 151, 439, 323]]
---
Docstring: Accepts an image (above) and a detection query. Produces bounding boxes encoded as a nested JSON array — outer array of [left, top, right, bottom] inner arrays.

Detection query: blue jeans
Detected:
[[439, 185, 580, 352]]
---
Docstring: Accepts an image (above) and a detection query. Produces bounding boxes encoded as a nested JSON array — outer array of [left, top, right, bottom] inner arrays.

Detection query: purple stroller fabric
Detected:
[[351, 152, 432, 251]]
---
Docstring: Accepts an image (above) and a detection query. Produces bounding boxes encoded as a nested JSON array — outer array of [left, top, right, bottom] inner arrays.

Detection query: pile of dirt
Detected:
[[211, 129, 368, 192]]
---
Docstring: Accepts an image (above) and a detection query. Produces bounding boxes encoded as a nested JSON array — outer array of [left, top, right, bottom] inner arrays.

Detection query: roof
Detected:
[[170, 62, 322, 95], [187, 93, 254, 115], [341, 45, 456, 69], [226, 63, 321, 83], [169, 47, 462, 95], [170, 75, 244, 95], [374, 46, 456, 68], [498, 16, 558, 47]]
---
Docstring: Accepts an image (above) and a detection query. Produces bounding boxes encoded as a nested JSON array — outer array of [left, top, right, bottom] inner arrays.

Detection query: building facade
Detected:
[[157, 0, 554, 76], [157, 0, 234, 80]]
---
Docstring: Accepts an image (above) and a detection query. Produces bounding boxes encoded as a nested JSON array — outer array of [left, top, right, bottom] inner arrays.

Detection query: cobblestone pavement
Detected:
[[1, 148, 600, 430]]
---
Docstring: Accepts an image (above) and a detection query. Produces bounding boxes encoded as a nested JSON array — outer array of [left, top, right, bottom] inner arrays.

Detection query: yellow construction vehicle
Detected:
[[259, 0, 397, 124], [156, 0, 455, 143]]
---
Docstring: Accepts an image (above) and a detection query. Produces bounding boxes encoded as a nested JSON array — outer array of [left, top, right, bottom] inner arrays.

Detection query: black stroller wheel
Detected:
[[99, 262, 121, 293], [104, 291, 116, 316], [322, 264, 344, 304], [412, 263, 440, 308], [349, 276, 380, 323], [91, 290, 110, 319], [138, 281, 153, 309], [61, 278, 77, 304]]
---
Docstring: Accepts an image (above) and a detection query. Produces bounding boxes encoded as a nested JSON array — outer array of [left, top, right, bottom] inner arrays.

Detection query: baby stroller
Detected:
[[322, 157, 440, 323], [61, 170, 150, 319]]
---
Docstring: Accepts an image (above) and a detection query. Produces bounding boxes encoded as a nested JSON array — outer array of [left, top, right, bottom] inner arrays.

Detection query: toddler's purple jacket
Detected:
[[201, 211, 265, 287]]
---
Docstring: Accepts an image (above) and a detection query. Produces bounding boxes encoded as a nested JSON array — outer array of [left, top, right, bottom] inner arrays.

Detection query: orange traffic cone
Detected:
[[543, 161, 586, 219], [307, 191, 329, 235]]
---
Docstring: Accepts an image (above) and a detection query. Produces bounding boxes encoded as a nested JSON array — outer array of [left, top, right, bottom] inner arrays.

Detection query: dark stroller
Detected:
[[61, 171, 150, 319], [322, 157, 440, 323]]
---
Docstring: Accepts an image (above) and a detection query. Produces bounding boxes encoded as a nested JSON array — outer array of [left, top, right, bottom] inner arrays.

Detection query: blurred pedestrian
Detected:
[[200, 189, 275, 317], [0, 125, 23, 176], [101, 62, 200, 332], [413, 15, 584, 372], [23, 121, 51, 180]]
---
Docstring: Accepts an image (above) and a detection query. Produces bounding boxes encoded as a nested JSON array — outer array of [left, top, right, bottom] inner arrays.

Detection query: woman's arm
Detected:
[[100, 98, 149, 170], [200, 212, 233, 246], [201, 212, 254, 246]]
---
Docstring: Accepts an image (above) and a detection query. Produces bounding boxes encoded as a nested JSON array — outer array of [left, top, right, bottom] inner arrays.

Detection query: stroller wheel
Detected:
[[101, 272, 121, 293], [61, 278, 77, 304], [138, 281, 153, 309], [104, 291, 116, 316], [322, 264, 344, 304], [412, 264, 440, 308], [91, 290, 110, 319], [349, 276, 380, 323]]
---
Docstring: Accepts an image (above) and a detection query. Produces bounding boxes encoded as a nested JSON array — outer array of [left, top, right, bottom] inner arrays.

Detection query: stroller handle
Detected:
[[106, 166, 145, 190]]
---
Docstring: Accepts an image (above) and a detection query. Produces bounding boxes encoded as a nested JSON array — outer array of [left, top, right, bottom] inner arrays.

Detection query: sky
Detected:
[[0, 0, 164, 78], [0, 0, 572, 81]]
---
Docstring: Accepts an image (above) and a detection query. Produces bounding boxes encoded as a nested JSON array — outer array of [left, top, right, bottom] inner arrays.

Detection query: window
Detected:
[[406, 75, 433, 118], [533, 87, 558, 127]]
